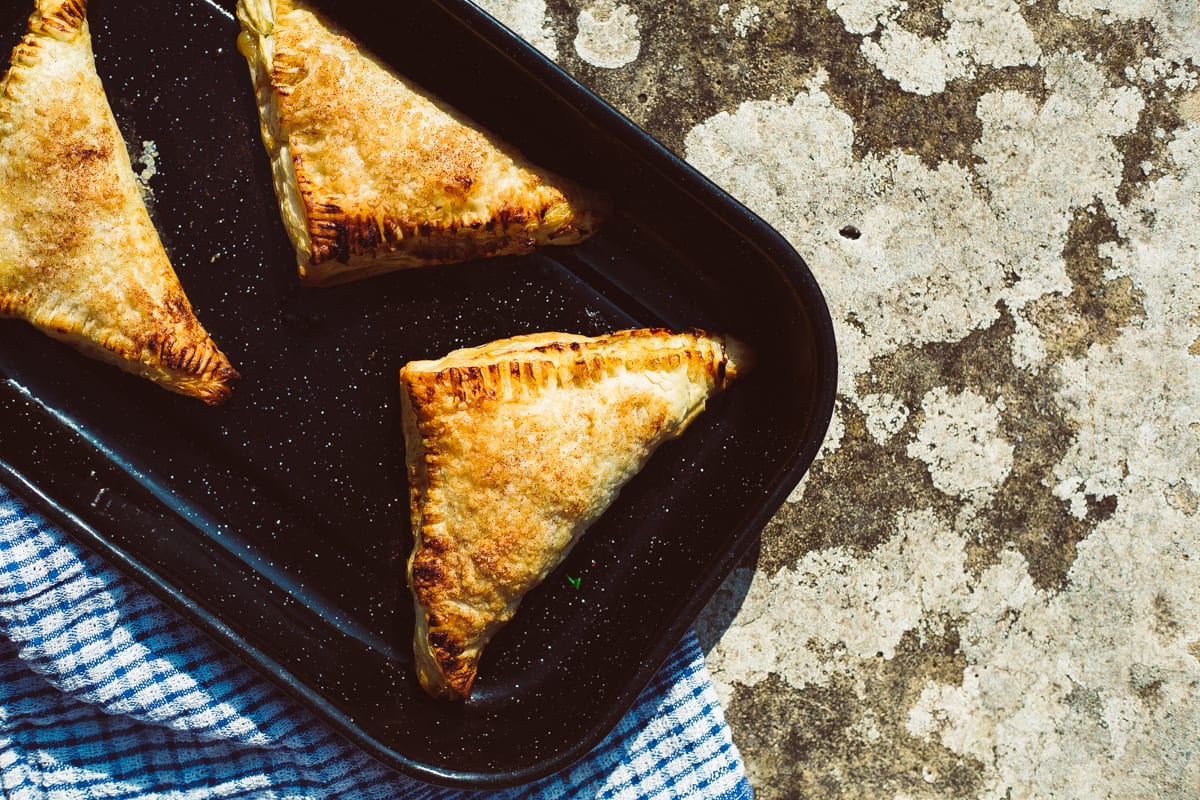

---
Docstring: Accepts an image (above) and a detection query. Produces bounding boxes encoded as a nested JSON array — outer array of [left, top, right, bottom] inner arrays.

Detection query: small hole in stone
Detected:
[[839, 224, 861, 240]]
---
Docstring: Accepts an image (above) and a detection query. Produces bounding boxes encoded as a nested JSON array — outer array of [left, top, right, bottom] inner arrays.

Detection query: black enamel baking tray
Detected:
[[0, 0, 836, 788]]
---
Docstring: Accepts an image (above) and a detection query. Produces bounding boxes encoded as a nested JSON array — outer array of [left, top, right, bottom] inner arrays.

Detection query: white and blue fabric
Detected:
[[0, 483, 752, 799]]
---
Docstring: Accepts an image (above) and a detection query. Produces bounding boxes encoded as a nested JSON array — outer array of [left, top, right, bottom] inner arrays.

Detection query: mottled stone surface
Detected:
[[476, 1, 1200, 796]]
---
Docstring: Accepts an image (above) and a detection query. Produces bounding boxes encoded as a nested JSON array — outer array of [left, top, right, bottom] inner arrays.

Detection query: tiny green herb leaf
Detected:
[[567, 575, 582, 590]]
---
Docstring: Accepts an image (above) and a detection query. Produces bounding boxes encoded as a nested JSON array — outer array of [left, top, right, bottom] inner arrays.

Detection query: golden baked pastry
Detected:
[[399, 328, 744, 699], [0, 0, 237, 405], [235, 0, 602, 286]]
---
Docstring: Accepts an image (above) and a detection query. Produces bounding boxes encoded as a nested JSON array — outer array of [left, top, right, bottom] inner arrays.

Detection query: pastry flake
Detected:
[[236, 0, 603, 286], [0, 0, 238, 405], [399, 328, 744, 699]]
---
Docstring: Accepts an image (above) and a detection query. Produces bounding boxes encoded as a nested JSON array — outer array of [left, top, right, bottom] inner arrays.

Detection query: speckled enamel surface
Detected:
[[475, 1, 1200, 796]]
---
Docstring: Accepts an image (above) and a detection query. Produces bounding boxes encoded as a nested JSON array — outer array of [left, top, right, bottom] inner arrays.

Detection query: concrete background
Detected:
[[476, 2, 1200, 797]]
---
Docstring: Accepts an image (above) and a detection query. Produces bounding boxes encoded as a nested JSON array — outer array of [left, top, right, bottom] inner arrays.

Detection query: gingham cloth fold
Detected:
[[0, 484, 752, 799]]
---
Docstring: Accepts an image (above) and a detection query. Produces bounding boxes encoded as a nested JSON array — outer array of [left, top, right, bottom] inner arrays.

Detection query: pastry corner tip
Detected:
[[234, 0, 276, 36], [413, 633, 478, 701], [419, 670, 474, 702], [193, 361, 241, 406]]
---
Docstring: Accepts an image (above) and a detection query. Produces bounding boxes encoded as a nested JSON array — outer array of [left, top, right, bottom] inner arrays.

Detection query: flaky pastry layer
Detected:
[[0, 0, 237, 404], [236, 0, 602, 286], [399, 328, 743, 699]]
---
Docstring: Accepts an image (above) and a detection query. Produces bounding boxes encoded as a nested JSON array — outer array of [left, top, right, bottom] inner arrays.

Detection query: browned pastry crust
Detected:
[[235, 0, 603, 286], [399, 328, 744, 699], [0, 0, 238, 405]]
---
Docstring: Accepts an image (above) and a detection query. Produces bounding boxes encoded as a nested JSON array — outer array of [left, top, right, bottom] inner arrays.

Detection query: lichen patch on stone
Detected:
[[704, 508, 973, 693], [853, 0, 1041, 95], [1023, 205, 1146, 362], [828, 0, 898, 35], [574, 2, 642, 68], [906, 387, 1014, 500], [684, 79, 1013, 390], [860, 392, 911, 443], [470, 0, 559, 57], [723, 632, 987, 798], [1058, 0, 1200, 66]]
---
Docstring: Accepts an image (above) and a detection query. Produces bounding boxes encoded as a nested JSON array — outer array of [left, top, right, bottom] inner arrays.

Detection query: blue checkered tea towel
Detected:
[[0, 483, 752, 799]]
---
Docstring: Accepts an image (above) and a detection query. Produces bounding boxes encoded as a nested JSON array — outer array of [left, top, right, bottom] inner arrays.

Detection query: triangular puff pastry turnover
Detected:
[[0, 0, 237, 404], [399, 328, 743, 699], [236, 0, 602, 286]]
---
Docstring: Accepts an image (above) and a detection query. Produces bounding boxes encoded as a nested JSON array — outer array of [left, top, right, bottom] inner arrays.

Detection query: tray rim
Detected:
[[0, 0, 839, 788]]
